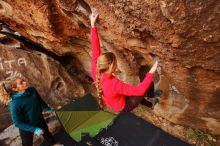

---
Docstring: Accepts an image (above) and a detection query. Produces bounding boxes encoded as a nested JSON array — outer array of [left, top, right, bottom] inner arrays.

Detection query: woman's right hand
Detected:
[[149, 60, 158, 73], [90, 8, 99, 27]]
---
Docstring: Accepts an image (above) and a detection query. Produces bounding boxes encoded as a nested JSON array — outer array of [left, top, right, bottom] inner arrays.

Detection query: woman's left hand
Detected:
[[90, 8, 99, 27]]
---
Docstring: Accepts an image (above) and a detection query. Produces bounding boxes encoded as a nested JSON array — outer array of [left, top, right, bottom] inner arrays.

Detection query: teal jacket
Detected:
[[9, 87, 50, 133]]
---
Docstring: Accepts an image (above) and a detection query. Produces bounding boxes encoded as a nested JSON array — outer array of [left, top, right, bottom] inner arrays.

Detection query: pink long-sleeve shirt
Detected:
[[91, 27, 154, 112]]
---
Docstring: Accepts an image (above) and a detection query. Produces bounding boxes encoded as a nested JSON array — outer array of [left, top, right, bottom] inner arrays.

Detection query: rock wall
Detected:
[[0, 0, 219, 139]]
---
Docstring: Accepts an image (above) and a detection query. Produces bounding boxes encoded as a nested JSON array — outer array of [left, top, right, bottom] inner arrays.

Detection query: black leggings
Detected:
[[122, 82, 155, 112], [19, 118, 55, 146]]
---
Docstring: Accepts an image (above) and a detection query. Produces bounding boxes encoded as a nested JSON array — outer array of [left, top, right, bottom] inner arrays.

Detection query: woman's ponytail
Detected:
[[95, 52, 117, 109], [95, 67, 105, 109], [0, 76, 18, 105]]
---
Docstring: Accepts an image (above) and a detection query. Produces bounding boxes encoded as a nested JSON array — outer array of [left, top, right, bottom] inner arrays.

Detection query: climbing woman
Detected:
[[0, 75, 62, 146], [90, 9, 159, 112]]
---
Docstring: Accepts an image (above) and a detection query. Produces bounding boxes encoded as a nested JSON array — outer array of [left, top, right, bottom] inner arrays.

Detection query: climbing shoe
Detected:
[[151, 97, 159, 110], [154, 89, 163, 97]]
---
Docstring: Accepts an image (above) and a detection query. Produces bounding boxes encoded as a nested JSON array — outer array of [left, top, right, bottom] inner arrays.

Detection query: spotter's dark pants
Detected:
[[19, 118, 55, 146]]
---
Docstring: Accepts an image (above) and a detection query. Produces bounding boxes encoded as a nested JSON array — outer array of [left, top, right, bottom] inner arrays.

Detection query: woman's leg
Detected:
[[140, 99, 153, 107], [19, 129, 34, 146], [122, 82, 156, 112], [144, 82, 154, 98], [37, 118, 56, 145], [145, 82, 160, 109], [122, 96, 152, 112]]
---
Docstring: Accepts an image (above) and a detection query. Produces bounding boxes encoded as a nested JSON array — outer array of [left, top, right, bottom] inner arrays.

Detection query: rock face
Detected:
[[0, 0, 219, 140]]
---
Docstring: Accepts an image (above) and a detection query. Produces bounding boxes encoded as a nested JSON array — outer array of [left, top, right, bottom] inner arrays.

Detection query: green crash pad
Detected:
[[56, 93, 116, 142]]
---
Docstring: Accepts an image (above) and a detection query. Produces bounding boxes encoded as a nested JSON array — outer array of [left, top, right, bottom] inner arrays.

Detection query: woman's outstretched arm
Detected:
[[114, 61, 158, 96], [90, 9, 100, 81]]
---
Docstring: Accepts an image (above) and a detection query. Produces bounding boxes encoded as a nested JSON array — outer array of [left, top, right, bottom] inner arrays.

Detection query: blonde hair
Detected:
[[96, 52, 117, 109], [0, 75, 22, 105]]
